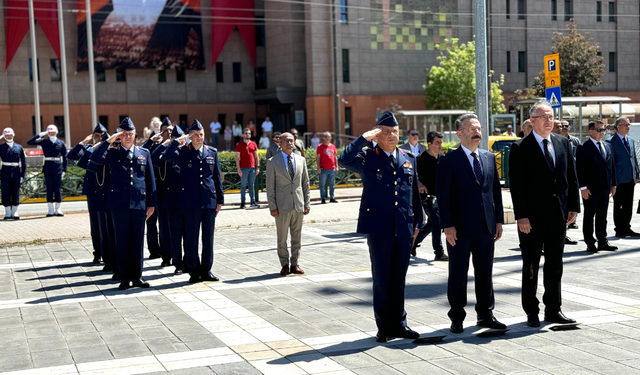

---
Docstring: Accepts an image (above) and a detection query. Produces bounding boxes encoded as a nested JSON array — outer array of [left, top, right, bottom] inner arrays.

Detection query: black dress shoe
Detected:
[[477, 315, 507, 330], [330, 199, 338, 203], [160, 260, 171, 267], [201, 273, 219, 282], [526, 315, 540, 327], [174, 268, 184, 275], [112, 273, 121, 281], [118, 282, 129, 290], [92, 255, 101, 264], [375, 331, 389, 342], [586, 243, 598, 253], [627, 230, 640, 237], [102, 264, 112, 272], [450, 322, 464, 333], [434, 253, 449, 261], [148, 253, 162, 260], [544, 311, 576, 324], [188, 275, 200, 283], [393, 326, 419, 339], [598, 241, 618, 251], [568, 222, 578, 229], [564, 236, 578, 245], [131, 279, 150, 288], [615, 231, 629, 238]]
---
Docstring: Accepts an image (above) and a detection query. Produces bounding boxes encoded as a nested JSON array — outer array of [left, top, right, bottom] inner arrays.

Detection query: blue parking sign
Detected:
[[545, 87, 562, 109]]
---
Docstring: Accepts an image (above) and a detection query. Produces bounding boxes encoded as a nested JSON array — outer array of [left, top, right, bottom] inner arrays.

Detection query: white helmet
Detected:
[[3, 127, 14, 136], [46, 124, 58, 134]]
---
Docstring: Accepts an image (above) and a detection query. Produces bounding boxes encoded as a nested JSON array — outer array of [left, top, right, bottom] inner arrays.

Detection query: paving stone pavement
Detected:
[[0, 192, 640, 374]]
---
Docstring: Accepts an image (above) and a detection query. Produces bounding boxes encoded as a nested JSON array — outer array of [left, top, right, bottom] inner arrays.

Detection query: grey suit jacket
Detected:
[[400, 142, 427, 156], [266, 152, 311, 213], [607, 134, 639, 184]]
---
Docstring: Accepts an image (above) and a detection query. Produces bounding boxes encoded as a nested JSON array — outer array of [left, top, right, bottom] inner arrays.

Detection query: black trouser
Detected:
[[158, 206, 172, 263], [519, 215, 566, 316], [146, 209, 161, 257], [97, 209, 116, 272], [582, 192, 610, 245], [446, 233, 495, 323], [168, 207, 186, 269], [613, 181, 635, 234], [414, 203, 444, 254], [111, 208, 146, 284], [183, 207, 216, 277], [87, 195, 101, 257]]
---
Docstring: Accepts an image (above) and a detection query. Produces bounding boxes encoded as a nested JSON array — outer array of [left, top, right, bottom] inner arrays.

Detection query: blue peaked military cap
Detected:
[[189, 119, 204, 131], [161, 117, 172, 128], [119, 117, 135, 131], [376, 111, 398, 127], [171, 124, 184, 138], [93, 123, 109, 141]]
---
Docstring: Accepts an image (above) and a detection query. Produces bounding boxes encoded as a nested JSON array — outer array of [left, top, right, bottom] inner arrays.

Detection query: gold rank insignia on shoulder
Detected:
[[403, 161, 412, 169]]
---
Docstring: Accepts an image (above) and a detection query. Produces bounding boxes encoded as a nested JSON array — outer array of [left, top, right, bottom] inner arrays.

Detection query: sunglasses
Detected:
[[409, 133, 419, 136], [594, 128, 606, 133]]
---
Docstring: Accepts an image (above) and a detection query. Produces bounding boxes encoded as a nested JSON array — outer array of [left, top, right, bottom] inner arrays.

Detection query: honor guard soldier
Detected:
[[27, 124, 67, 216], [162, 119, 224, 283], [90, 118, 157, 290], [153, 124, 187, 275], [68, 124, 108, 263], [0, 128, 27, 220], [338, 111, 423, 342], [144, 117, 173, 266]]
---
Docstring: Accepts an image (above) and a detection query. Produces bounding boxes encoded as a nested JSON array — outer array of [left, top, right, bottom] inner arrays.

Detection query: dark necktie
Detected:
[[389, 153, 396, 167], [542, 139, 555, 170], [287, 155, 294, 180], [623, 137, 631, 154], [597, 141, 606, 159], [470, 152, 483, 184]]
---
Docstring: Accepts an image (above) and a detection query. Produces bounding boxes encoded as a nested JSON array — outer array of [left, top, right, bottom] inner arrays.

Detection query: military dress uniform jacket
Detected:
[[338, 135, 423, 238], [0, 142, 27, 181], [27, 135, 68, 174], [162, 141, 224, 209], [151, 144, 181, 208], [89, 142, 157, 210]]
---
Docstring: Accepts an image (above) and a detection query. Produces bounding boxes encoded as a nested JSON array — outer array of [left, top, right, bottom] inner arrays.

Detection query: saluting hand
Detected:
[[444, 226, 457, 247], [363, 128, 381, 141], [82, 134, 93, 145], [151, 132, 164, 143], [106, 132, 121, 144]]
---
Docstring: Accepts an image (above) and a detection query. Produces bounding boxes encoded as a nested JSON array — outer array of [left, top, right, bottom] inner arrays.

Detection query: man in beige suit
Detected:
[[266, 132, 311, 275]]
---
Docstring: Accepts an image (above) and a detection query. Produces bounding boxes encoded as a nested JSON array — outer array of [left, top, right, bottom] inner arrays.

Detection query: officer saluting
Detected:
[[0, 128, 27, 220], [68, 124, 108, 263], [338, 111, 423, 342], [90, 118, 157, 290], [162, 119, 223, 283], [27, 124, 67, 217]]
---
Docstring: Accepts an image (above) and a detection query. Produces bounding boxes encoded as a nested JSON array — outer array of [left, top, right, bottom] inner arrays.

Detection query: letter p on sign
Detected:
[[548, 60, 556, 72]]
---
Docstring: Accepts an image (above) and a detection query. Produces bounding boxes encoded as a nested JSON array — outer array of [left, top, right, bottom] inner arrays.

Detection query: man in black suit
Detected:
[[509, 100, 580, 327], [436, 113, 505, 334], [576, 121, 617, 252]]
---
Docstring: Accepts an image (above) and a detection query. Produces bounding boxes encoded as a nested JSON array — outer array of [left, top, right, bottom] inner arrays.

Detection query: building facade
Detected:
[[1, 0, 639, 145]]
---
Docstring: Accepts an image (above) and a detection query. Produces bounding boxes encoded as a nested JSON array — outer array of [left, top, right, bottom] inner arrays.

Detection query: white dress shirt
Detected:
[[460, 144, 483, 174], [590, 137, 606, 158]]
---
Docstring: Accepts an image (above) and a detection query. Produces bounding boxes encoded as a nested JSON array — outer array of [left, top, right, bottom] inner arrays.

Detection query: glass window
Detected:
[[158, 70, 166, 82], [609, 52, 616, 72], [216, 62, 223, 83], [233, 62, 241, 83], [255, 67, 267, 90], [256, 15, 265, 46], [551, 0, 557, 20], [29, 58, 40, 82], [492, 140, 517, 152], [506, 0, 510, 19], [54, 116, 65, 138], [345, 107, 352, 135], [596, 1, 602, 21], [96, 69, 105, 82], [342, 49, 350, 83], [518, 51, 526, 72], [50, 59, 61, 82], [176, 69, 186, 82], [564, 0, 572, 21], [98, 115, 109, 132], [119, 115, 128, 125], [116, 69, 126, 82], [517, 0, 526, 19], [340, 0, 348, 23], [506, 51, 511, 73], [609, 2, 616, 22], [31, 116, 42, 136]]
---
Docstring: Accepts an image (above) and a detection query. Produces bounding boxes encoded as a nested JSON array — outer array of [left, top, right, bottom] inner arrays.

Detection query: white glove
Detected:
[[61, 172, 65, 179], [39, 131, 48, 137], [20, 177, 23, 183]]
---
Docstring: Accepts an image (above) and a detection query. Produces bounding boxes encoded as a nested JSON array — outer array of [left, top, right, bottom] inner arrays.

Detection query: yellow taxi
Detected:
[[489, 135, 520, 178]]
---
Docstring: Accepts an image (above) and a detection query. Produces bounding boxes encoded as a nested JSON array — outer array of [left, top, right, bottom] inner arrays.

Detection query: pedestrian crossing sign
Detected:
[[546, 86, 562, 109]]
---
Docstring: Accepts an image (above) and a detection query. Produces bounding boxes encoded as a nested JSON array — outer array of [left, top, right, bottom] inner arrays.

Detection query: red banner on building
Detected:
[[211, 0, 256, 68], [5, 0, 60, 70]]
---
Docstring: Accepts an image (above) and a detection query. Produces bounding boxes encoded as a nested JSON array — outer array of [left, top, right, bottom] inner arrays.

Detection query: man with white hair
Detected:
[[0, 128, 27, 219], [27, 124, 68, 216]]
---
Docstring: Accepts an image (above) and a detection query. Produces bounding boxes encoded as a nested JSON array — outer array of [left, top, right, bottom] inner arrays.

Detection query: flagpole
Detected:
[[28, 0, 41, 134], [58, 0, 71, 145], [85, 0, 97, 129]]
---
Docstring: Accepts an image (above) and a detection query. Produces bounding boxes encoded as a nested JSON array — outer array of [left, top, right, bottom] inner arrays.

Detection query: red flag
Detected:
[[211, 0, 256, 68]]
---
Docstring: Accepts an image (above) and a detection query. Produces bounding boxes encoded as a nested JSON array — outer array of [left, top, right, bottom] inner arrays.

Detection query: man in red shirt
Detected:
[[316, 132, 339, 204], [236, 128, 260, 208]]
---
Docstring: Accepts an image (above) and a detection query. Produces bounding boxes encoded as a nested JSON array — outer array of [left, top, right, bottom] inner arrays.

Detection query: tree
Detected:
[[423, 38, 506, 114], [517, 21, 604, 98]]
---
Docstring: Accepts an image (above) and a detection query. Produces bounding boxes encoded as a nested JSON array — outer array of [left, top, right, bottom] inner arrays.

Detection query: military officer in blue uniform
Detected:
[[162, 119, 223, 283], [0, 127, 27, 220], [90, 118, 157, 290], [27, 124, 67, 217], [68, 124, 108, 263], [338, 111, 423, 342], [153, 124, 187, 275]]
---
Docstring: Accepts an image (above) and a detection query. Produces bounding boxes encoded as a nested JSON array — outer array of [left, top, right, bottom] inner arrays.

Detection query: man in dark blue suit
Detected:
[[577, 121, 617, 252], [509, 100, 580, 327], [606, 117, 639, 237], [436, 113, 505, 334], [27, 124, 67, 217], [0, 128, 26, 220], [90, 118, 157, 290], [162, 120, 224, 284], [339, 111, 423, 343]]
